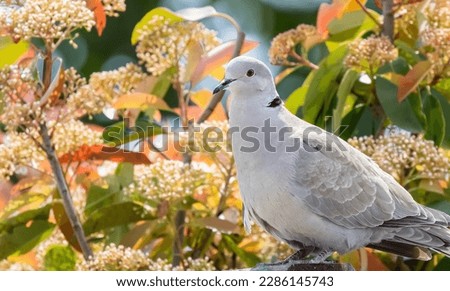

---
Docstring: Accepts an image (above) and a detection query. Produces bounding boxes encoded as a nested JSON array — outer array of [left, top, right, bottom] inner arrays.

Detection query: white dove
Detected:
[[213, 56, 450, 267]]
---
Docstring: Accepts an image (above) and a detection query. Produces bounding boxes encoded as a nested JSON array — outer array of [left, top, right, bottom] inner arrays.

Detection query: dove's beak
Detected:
[[213, 78, 236, 94]]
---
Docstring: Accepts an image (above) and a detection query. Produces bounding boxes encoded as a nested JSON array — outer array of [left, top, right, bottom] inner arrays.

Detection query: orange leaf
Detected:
[[316, 0, 366, 37], [191, 40, 259, 85], [397, 61, 432, 102], [190, 89, 227, 121], [113, 93, 172, 111], [59, 144, 151, 164], [86, 0, 106, 36]]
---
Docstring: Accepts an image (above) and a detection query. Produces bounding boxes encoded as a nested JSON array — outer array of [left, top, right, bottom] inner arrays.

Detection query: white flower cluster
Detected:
[[136, 15, 220, 78], [126, 160, 220, 202], [67, 63, 144, 115], [348, 134, 450, 183], [0, 0, 95, 47], [101, 0, 126, 17], [0, 131, 44, 179], [51, 119, 102, 155], [77, 243, 215, 271]]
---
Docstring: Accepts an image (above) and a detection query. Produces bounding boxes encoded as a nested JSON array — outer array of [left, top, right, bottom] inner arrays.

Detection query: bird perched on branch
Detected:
[[213, 56, 450, 269]]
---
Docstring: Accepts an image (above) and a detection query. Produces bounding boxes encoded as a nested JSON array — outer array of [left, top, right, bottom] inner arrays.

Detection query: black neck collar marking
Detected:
[[267, 96, 282, 108]]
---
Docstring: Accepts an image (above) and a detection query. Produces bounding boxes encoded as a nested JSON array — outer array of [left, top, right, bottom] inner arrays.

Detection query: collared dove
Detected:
[[213, 56, 450, 264]]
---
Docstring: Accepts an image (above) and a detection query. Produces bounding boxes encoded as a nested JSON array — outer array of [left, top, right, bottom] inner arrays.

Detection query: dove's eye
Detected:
[[246, 69, 255, 77]]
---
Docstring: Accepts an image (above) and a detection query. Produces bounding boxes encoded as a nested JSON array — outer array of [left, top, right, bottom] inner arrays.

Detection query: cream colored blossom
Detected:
[[424, 0, 450, 29], [136, 16, 220, 78], [0, 0, 95, 48], [0, 65, 40, 129], [67, 63, 144, 115], [77, 243, 215, 271], [78, 244, 151, 271], [0, 131, 44, 179], [348, 133, 450, 183], [126, 160, 221, 202], [421, 28, 450, 82], [394, 3, 419, 40], [51, 119, 102, 155], [269, 24, 322, 66], [101, 0, 126, 17], [0, 260, 35, 271], [344, 35, 398, 73]]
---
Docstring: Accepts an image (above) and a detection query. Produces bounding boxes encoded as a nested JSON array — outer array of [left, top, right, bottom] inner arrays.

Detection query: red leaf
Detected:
[[316, 0, 366, 37], [59, 144, 151, 164], [397, 61, 432, 102], [190, 40, 259, 85], [86, 0, 106, 36]]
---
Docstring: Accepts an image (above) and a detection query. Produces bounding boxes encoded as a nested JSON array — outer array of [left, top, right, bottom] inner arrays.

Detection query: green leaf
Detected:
[[395, 40, 424, 64], [131, 7, 183, 45], [0, 204, 55, 259], [333, 69, 359, 131], [0, 204, 52, 233], [0, 37, 29, 68], [84, 185, 117, 216], [303, 45, 347, 125], [423, 91, 445, 146], [222, 234, 261, 267], [103, 120, 163, 147], [83, 201, 155, 236], [0, 220, 54, 259], [377, 57, 410, 75], [340, 104, 383, 139], [115, 162, 134, 188], [431, 88, 450, 148], [375, 77, 426, 132], [285, 86, 307, 115], [434, 78, 450, 101], [327, 10, 378, 44], [44, 245, 77, 271], [151, 67, 177, 98]]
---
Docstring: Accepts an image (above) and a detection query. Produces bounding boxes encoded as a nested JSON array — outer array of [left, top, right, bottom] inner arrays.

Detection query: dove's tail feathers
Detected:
[[367, 241, 432, 260], [370, 224, 450, 260]]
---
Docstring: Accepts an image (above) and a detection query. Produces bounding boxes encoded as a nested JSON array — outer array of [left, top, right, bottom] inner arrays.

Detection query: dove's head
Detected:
[[213, 56, 276, 97]]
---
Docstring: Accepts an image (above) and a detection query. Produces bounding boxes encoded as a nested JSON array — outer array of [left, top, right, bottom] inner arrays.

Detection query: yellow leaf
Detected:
[[113, 93, 172, 111], [190, 89, 227, 121]]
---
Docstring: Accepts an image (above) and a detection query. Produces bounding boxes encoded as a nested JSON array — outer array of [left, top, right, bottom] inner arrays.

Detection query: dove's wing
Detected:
[[293, 129, 422, 229]]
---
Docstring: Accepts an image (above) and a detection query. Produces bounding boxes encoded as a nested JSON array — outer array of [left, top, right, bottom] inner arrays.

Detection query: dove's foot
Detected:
[[250, 250, 354, 271]]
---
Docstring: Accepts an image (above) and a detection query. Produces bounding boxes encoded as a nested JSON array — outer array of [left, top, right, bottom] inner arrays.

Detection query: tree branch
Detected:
[[355, 0, 382, 28], [39, 122, 93, 260], [382, 0, 395, 42], [39, 44, 93, 260]]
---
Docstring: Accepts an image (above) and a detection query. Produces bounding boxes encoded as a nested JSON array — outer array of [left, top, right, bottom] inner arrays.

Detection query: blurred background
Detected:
[[55, 1, 364, 95]]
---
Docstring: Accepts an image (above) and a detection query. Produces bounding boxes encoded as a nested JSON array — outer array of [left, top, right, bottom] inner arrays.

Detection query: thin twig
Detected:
[[355, 0, 383, 28], [39, 122, 93, 260], [382, 0, 395, 42], [147, 138, 169, 160], [289, 51, 319, 70], [39, 43, 93, 260], [197, 31, 246, 124]]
